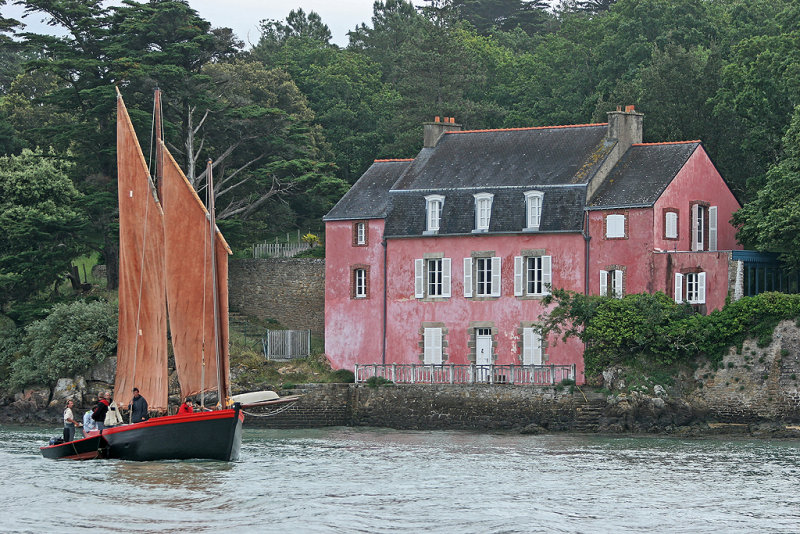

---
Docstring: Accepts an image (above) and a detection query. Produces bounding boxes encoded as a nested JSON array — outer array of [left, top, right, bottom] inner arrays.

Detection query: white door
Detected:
[[475, 329, 492, 382]]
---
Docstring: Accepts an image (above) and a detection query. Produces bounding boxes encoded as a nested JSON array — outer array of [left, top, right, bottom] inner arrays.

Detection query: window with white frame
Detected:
[[425, 195, 444, 233], [692, 204, 705, 251], [423, 327, 443, 364], [354, 268, 367, 298], [463, 256, 501, 297], [674, 272, 706, 304], [414, 257, 451, 298], [353, 221, 367, 246], [522, 327, 543, 365], [474, 193, 494, 232], [665, 211, 678, 239], [605, 214, 626, 238], [524, 190, 544, 230], [514, 255, 551, 296], [600, 269, 623, 298]]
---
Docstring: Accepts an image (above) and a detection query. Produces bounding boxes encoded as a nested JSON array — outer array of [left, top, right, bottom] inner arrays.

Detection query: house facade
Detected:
[[323, 108, 742, 384]]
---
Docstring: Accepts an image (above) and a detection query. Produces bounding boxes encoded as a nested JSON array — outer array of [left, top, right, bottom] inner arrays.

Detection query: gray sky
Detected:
[[3, 1, 405, 47]]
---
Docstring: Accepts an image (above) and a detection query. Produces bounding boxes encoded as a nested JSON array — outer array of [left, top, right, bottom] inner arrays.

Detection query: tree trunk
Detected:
[[105, 238, 119, 291]]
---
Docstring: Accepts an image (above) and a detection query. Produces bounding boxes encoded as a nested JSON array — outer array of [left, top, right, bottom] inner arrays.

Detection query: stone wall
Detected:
[[229, 258, 325, 333]]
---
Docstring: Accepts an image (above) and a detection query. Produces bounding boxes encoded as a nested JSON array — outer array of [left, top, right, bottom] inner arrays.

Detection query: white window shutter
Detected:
[[533, 331, 543, 365], [691, 204, 699, 251], [414, 259, 424, 298], [491, 256, 502, 297], [698, 272, 706, 304], [666, 212, 677, 239], [424, 327, 442, 365], [542, 255, 552, 295], [614, 269, 623, 298], [600, 270, 608, 296], [442, 258, 451, 297], [514, 256, 523, 296], [522, 328, 533, 365], [709, 206, 718, 251], [674, 272, 684, 303], [463, 257, 473, 297]]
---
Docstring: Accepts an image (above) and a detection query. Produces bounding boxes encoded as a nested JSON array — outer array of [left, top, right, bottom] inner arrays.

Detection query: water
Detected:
[[3, 425, 800, 533]]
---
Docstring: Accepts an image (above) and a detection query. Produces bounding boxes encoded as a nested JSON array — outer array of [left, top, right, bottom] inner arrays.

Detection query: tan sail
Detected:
[[160, 143, 232, 400], [114, 89, 169, 411]]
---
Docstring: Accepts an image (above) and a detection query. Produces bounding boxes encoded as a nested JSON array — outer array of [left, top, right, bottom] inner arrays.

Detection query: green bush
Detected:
[[8, 299, 117, 390], [540, 290, 800, 376], [365, 376, 393, 388], [329, 369, 355, 383]]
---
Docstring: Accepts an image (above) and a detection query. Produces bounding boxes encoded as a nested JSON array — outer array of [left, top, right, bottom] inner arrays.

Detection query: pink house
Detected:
[[323, 108, 742, 384]]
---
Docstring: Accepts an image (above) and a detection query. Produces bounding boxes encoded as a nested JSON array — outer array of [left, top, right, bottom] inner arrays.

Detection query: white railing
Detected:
[[354, 363, 576, 385], [253, 241, 311, 259], [263, 329, 311, 360]]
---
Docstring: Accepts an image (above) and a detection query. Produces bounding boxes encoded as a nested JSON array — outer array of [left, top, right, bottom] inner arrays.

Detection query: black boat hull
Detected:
[[101, 406, 243, 461], [40, 435, 108, 460]]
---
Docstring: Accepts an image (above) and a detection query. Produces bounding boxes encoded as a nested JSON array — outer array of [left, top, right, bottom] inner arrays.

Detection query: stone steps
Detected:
[[572, 403, 605, 432]]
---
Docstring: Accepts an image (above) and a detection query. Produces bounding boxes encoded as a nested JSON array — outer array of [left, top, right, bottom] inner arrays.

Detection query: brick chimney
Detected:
[[586, 105, 644, 201], [424, 116, 462, 148]]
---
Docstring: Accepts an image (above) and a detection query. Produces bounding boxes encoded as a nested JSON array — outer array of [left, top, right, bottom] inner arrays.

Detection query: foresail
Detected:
[[115, 90, 169, 411], [160, 143, 232, 400]]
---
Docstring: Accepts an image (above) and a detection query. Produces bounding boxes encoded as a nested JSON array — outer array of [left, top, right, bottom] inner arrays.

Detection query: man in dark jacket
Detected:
[[92, 392, 110, 430], [129, 387, 149, 423]]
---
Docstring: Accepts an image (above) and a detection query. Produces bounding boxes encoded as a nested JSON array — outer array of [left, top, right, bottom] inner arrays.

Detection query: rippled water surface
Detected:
[[3, 425, 800, 533]]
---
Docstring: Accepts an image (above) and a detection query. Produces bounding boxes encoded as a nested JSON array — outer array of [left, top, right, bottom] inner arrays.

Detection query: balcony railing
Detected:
[[354, 363, 576, 385]]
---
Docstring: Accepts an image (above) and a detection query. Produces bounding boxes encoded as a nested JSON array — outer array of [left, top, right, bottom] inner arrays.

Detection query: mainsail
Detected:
[[114, 90, 169, 411], [160, 142, 232, 401]]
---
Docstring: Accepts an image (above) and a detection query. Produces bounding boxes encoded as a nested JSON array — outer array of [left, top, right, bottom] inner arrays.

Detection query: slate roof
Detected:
[[588, 142, 700, 208], [392, 124, 613, 190], [323, 159, 411, 221], [384, 185, 587, 237]]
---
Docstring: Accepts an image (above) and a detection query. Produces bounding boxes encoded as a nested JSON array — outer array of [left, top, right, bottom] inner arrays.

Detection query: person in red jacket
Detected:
[[177, 398, 194, 414]]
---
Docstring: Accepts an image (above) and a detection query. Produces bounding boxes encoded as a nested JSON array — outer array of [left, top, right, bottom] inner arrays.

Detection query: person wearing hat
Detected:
[[177, 398, 194, 414], [128, 387, 149, 423]]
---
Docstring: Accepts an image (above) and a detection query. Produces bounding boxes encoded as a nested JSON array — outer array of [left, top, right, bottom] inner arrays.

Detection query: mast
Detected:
[[206, 159, 228, 405], [154, 88, 163, 195]]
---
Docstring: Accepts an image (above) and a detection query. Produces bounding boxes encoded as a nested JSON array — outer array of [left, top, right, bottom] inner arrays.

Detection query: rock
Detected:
[[520, 423, 544, 434], [88, 357, 116, 383], [654, 384, 666, 396], [51, 377, 86, 405], [652, 397, 665, 410], [13, 388, 50, 410]]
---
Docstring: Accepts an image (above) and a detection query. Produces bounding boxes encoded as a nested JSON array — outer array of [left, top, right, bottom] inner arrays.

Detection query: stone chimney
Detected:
[[607, 105, 643, 149], [586, 105, 644, 201], [423, 116, 462, 148]]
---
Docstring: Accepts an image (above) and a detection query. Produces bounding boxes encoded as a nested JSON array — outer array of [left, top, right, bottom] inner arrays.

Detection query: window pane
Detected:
[[526, 256, 543, 294], [477, 258, 491, 295], [427, 258, 443, 296]]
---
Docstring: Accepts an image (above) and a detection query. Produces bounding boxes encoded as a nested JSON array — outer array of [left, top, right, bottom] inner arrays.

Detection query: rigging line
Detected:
[[148, 94, 156, 179], [130, 153, 153, 423], [241, 401, 298, 418], [200, 169, 209, 410]]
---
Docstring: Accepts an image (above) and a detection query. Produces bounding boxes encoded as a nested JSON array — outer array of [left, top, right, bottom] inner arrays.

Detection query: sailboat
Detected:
[[41, 88, 291, 461]]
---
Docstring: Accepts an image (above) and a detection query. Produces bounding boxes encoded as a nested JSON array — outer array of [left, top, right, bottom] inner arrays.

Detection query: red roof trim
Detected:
[[447, 122, 607, 134], [632, 140, 701, 146], [374, 158, 414, 163]]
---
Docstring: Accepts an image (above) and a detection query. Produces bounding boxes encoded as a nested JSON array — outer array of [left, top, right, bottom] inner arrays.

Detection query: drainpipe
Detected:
[[382, 237, 388, 365], [584, 210, 591, 295]]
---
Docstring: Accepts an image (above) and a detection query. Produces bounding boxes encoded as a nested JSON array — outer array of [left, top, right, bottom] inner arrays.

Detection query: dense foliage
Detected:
[[540, 290, 800, 376], [4, 300, 118, 391], [1, 0, 800, 375]]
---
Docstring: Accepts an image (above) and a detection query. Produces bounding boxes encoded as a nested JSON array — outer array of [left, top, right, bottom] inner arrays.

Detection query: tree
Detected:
[[733, 106, 800, 268], [0, 150, 87, 310], [8, 299, 117, 391], [259, 8, 332, 46]]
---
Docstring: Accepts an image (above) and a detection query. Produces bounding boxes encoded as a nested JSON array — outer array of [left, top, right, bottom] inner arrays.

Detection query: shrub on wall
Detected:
[[540, 290, 800, 376]]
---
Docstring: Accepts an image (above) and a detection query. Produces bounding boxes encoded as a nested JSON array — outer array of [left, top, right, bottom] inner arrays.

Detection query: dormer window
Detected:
[[474, 193, 494, 232], [524, 191, 544, 230], [425, 194, 445, 233]]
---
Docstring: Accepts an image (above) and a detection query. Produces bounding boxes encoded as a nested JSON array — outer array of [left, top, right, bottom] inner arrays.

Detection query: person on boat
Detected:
[[177, 398, 194, 414], [63, 399, 81, 442], [92, 391, 111, 431], [128, 387, 149, 423], [104, 397, 124, 428], [82, 404, 98, 436]]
